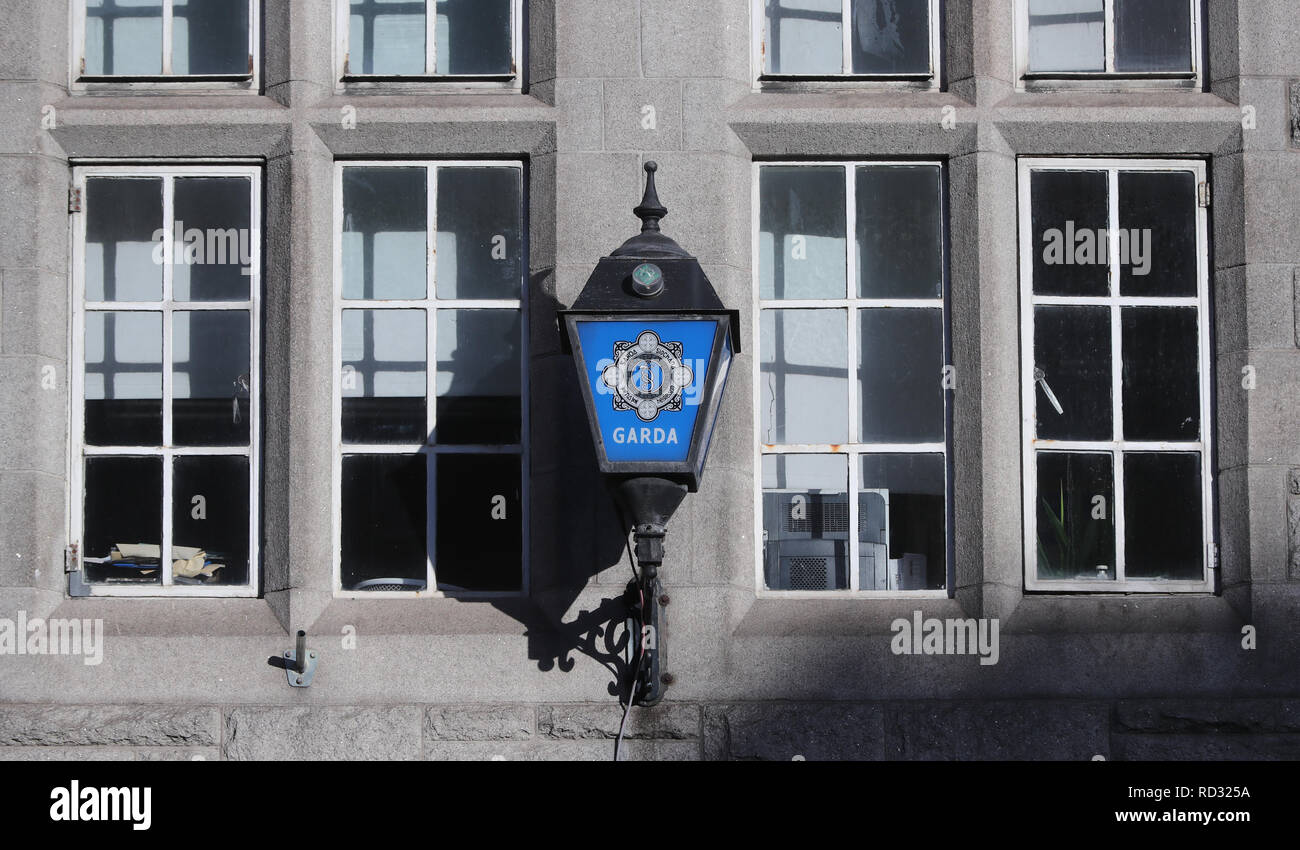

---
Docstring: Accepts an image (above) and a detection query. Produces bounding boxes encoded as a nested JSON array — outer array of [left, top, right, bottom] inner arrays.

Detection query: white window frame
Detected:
[[70, 0, 260, 92], [334, 0, 523, 88], [332, 160, 529, 599], [752, 159, 951, 599], [1018, 157, 1214, 593], [752, 0, 943, 90], [69, 162, 262, 598], [1014, 0, 1201, 89]]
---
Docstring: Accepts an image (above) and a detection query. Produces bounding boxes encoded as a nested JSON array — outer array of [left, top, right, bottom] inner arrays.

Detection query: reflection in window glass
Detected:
[[436, 454, 521, 591], [173, 177, 253, 301], [1030, 169, 1109, 297], [1022, 161, 1211, 589], [1033, 306, 1112, 441], [436, 310, 521, 444], [859, 309, 944, 444], [1121, 307, 1200, 442], [1027, 0, 1104, 72], [1114, 0, 1192, 73], [342, 168, 427, 300], [172, 456, 250, 585], [759, 162, 949, 594], [350, 0, 426, 75], [1036, 452, 1115, 581], [341, 454, 427, 590], [1118, 171, 1197, 297], [172, 0, 249, 74], [85, 177, 164, 303], [1124, 453, 1203, 580], [761, 309, 849, 445], [85, 311, 163, 446], [336, 163, 526, 592], [435, 0, 512, 74], [859, 454, 945, 590], [342, 309, 427, 444], [84, 0, 164, 76], [435, 168, 522, 299], [173, 311, 251, 447], [83, 456, 163, 585], [856, 165, 942, 299], [851, 0, 931, 74], [764, 0, 843, 75], [762, 454, 850, 590], [759, 167, 846, 300]]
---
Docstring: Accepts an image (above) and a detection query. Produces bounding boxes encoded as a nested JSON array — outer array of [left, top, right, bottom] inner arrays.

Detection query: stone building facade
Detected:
[[1, 0, 1298, 760]]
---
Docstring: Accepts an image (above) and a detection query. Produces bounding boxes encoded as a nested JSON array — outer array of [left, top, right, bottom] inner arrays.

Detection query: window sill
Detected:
[[1018, 74, 1201, 94], [71, 78, 259, 96], [49, 596, 284, 637]]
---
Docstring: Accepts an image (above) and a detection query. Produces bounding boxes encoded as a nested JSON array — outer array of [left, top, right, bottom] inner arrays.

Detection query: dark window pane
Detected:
[[173, 177, 253, 301], [349, 0, 426, 75], [1118, 170, 1197, 297], [1027, 0, 1104, 72], [856, 165, 942, 299], [1034, 306, 1112, 441], [85, 311, 163, 446], [435, 453, 521, 591], [1031, 170, 1110, 297], [341, 454, 427, 590], [760, 309, 849, 445], [342, 167, 427, 300], [1123, 453, 1204, 580], [85, 177, 163, 302], [84, 0, 163, 76], [172, 456, 249, 586], [436, 310, 520, 444], [173, 311, 251, 446], [172, 0, 250, 74], [1114, 0, 1192, 72], [851, 0, 931, 73], [436, 0, 512, 74], [342, 309, 427, 444], [859, 308, 944, 443], [1121, 307, 1200, 441], [764, 0, 843, 75], [759, 166, 846, 300], [859, 453, 945, 590], [436, 168, 522, 299], [83, 456, 163, 584], [762, 454, 849, 591], [1036, 452, 1116, 581]]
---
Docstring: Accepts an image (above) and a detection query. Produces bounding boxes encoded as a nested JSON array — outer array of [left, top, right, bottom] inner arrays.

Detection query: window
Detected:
[[73, 0, 258, 86], [334, 162, 526, 595], [755, 162, 950, 595], [1017, 0, 1199, 83], [337, 0, 521, 81], [70, 164, 261, 597], [755, 0, 941, 85], [1019, 158, 1214, 592]]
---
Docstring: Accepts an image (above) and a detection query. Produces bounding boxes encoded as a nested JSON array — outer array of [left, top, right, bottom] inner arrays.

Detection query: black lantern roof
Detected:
[[561, 161, 741, 349]]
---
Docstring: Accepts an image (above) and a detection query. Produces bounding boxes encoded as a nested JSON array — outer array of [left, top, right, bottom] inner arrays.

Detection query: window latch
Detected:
[[1034, 368, 1064, 415]]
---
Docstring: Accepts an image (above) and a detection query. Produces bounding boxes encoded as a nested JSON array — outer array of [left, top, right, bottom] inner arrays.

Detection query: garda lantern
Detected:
[[560, 162, 740, 706]]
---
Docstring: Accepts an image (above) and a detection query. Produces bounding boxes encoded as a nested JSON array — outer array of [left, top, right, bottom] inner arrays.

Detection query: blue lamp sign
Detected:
[[578, 319, 718, 462], [559, 161, 740, 707]]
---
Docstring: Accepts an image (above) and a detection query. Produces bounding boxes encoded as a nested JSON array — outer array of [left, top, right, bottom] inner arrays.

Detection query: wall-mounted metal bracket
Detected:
[[282, 630, 317, 687]]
